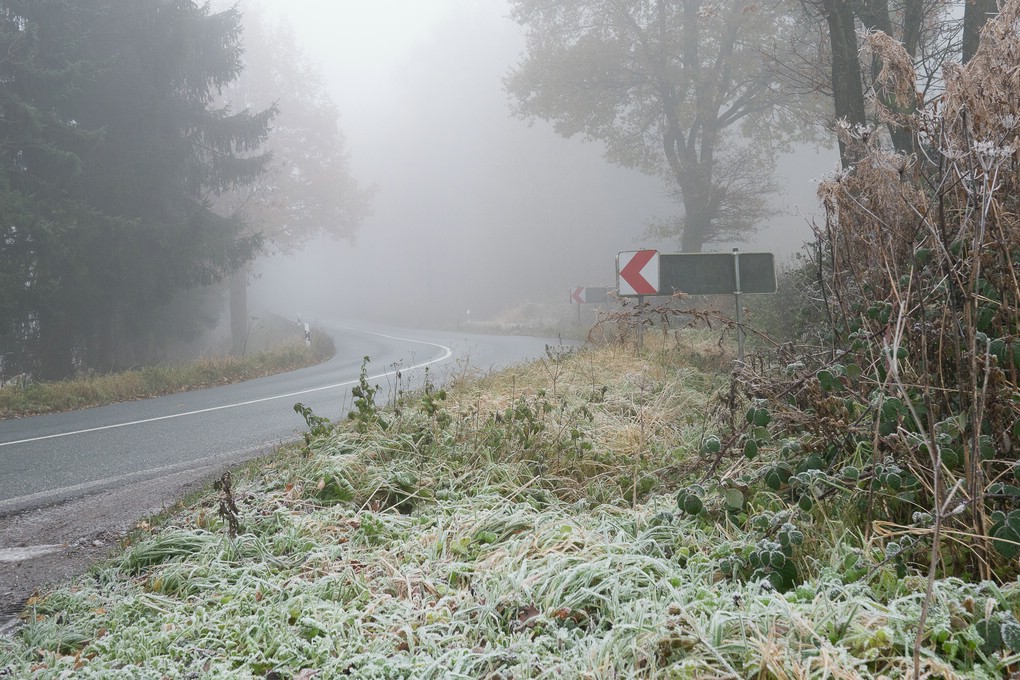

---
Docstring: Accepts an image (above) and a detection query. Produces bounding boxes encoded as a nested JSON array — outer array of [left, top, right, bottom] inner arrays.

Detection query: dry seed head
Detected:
[[864, 30, 917, 113]]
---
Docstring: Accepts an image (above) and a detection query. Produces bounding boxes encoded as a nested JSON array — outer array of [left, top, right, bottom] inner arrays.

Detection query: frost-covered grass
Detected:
[[2, 336, 1018, 678]]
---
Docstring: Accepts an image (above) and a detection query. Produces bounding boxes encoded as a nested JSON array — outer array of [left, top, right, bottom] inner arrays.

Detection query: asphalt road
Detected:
[[0, 321, 570, 515]]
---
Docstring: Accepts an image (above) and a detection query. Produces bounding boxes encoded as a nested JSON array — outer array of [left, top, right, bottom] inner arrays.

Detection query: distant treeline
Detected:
[[0, 1, 273, 380]]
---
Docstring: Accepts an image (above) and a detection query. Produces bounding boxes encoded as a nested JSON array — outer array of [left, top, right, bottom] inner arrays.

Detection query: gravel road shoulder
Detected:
[[0, 462, 236, 636]]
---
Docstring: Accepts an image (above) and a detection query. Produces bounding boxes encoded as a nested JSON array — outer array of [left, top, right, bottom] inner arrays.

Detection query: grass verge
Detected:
[[1, 330, 1017, 678], [0, 328, 334, 420]]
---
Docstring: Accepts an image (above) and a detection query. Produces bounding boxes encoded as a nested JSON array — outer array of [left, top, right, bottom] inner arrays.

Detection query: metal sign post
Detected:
[[637, 295, 644, 350], [733, 248, 744, 363]]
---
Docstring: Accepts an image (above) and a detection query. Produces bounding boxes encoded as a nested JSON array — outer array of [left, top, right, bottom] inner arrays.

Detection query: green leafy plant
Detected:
[[293, 402, 335, 449], [348, 356, 387, 432]]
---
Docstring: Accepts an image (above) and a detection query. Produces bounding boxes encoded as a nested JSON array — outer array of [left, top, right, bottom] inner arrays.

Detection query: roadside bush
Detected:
[[716, 6, 1020, 585]]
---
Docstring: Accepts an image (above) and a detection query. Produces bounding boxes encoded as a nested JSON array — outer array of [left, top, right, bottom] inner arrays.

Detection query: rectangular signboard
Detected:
[[571, 286, 609, 304], [659, 252, 776, 295]]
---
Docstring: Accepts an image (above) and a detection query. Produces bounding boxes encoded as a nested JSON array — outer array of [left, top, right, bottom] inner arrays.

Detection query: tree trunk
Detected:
[[675, 165, 711, 252], [963, 0, 998, 64], [822, 0, 868, 167], [229, 265, 249, 356], [680, 222, 706, 252], [901, 0, 923, 59]]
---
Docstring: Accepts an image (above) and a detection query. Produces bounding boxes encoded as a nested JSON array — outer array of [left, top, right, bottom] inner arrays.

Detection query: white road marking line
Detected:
[[0, 330, 453, 448], [0, 545, 66, 562]]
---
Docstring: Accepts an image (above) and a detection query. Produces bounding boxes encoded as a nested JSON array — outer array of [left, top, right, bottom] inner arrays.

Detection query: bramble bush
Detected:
[[706, 4, 1020, 590]]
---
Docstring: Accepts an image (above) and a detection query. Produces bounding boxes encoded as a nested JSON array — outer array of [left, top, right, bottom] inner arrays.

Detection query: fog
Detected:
[[247, 0, 836, 326]]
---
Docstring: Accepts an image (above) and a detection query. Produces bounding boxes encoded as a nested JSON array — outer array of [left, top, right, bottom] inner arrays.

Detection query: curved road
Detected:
[[0, 321, 570, 515]]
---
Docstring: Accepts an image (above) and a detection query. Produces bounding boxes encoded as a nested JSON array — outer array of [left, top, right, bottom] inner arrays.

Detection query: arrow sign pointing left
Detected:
[[618, 250, 659, 296], [570, 287, 585, 304]]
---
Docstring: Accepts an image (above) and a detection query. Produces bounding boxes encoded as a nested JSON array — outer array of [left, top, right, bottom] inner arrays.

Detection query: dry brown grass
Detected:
[[0, 330, 334, 419]]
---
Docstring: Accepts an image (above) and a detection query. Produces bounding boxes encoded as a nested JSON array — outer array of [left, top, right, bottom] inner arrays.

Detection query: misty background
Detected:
[[247, 0, 835, 326]]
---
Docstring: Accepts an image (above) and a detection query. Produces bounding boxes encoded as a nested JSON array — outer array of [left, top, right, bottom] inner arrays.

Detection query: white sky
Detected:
[[286, 0, 464, 52], [253, 0, 470, 101], [238, 0, 832, 323], [247, 0, 493, 174], [258, 0, 463, 56]]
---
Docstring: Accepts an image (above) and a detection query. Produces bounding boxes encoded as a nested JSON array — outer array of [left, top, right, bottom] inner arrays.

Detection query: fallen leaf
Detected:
[[517, 604, 541, 627]]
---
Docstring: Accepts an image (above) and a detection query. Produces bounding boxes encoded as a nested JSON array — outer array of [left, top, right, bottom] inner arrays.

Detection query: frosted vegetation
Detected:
[[2, 335, 1018, 678], [3, 4, 1020, 677]]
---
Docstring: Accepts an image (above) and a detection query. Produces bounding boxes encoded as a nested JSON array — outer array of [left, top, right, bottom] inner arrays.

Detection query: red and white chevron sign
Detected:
[[617, 250, 659, 296], [570, 287, 610, 305]]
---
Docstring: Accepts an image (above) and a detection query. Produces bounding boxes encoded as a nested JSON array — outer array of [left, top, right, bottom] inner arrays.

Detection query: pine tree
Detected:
[[0, 0, 275, 378], [0, 0, 97, 378]]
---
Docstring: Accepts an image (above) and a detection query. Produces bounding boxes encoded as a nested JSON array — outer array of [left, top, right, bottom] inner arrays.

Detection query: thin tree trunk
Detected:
[[901, 0, 923, 59], [962, 0, 998, 64], [229, 265, 250, 356]]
